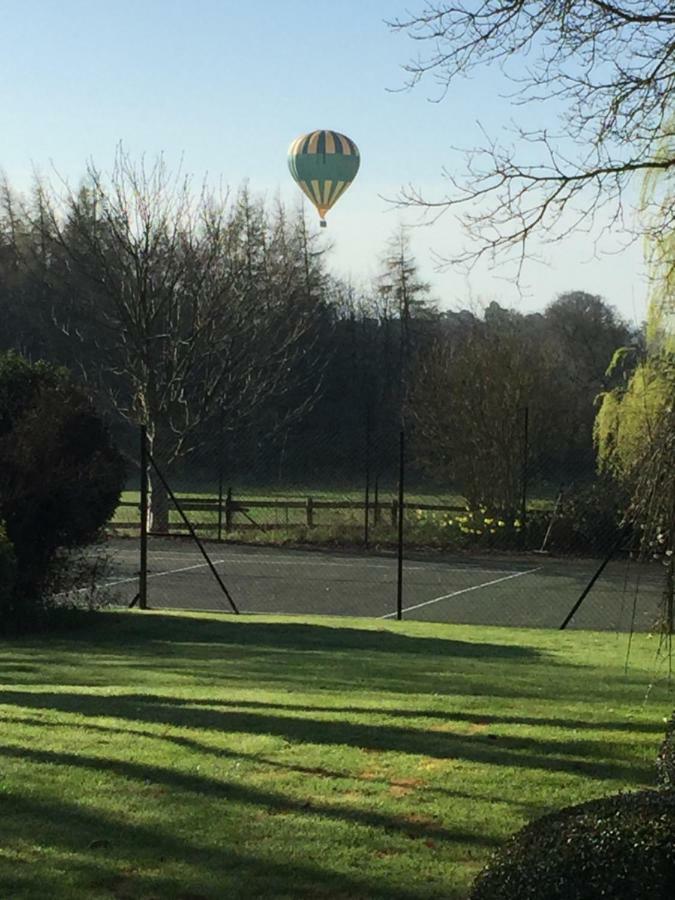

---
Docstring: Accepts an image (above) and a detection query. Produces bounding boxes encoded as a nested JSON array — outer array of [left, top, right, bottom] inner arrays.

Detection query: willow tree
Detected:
[[595, 194, 675, 631]]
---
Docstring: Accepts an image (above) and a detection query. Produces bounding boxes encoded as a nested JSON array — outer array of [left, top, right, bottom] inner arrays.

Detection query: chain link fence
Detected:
[[100, 416, 669, 634]]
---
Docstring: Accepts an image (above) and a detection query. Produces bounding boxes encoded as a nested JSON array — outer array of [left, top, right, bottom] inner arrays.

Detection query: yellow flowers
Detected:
[[411, 507, 521, 546]]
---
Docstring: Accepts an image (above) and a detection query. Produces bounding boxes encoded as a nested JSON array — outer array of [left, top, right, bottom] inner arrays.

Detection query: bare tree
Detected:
[[21, 152, 325, 529], [410, 310, 549, 514], [389, 2, 675, 268]]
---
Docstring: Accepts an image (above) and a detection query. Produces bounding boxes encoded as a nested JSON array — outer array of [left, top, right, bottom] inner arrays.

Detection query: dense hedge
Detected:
[[542, 478, 628, 555], [0, 353, 125, 631], [470, 789, 675, 900], [658, 712, 675, 790]]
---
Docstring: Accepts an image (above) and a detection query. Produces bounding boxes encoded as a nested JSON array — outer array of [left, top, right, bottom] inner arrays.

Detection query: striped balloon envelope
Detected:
[[288, 130, 360, 227]]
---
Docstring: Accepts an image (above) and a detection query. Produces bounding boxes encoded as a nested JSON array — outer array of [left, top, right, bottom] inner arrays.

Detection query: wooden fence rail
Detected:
[[114, 494, 472, 535]]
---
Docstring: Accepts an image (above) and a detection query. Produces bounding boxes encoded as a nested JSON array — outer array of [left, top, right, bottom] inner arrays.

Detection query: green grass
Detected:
[[1, 611, 671, 899]]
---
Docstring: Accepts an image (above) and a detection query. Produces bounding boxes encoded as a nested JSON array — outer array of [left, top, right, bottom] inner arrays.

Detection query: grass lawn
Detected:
[[0, 611, 671, 899]]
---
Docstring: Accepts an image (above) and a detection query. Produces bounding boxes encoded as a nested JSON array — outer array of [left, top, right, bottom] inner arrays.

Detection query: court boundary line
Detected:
[[103, 559, 229, 588], [108, 545, 525, 577], [380, 566, 543, 619]]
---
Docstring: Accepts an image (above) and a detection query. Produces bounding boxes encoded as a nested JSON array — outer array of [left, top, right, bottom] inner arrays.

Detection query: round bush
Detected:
[[658, 713, 675, 790], [470, 789, 675, 900], [0, 353, 125, 630]]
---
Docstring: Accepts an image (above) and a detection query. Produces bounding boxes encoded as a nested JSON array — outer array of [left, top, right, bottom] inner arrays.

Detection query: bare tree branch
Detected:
[[388, 2, 675, 267], [15, 150, 329, 528]]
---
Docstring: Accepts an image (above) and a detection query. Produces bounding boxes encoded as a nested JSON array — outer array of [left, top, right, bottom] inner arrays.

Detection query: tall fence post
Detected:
[[520, 405, 529, 550], [217, 408, 225, 540], [364, 405, 371, 548], [225, 487, 233, 533], [396, 429, 405, 621], [138, 424, 148, 610]]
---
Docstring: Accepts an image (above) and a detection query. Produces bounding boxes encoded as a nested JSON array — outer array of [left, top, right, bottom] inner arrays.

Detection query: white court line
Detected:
[[103, 558, 229, 588], [380, 566, 543, 619], [109, 551, 519, 576]]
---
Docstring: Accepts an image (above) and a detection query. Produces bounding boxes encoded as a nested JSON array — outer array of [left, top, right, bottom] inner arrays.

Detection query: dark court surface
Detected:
[[94, 536, 667, 633]]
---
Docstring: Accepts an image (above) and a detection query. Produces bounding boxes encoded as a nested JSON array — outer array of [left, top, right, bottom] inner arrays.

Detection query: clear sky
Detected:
[[1, 0, 649, 324]]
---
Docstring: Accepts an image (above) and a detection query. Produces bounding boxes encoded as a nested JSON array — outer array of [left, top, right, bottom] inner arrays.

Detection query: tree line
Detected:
[[0, 153, 639, 527]]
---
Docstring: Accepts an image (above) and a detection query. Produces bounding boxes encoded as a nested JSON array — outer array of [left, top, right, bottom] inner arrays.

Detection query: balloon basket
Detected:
[[320, 219, 327, 228]]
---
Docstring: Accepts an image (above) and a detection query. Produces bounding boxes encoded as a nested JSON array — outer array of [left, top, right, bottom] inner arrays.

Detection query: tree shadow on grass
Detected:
[[4, 611, 661, 711], [0, 690, 653, 783], [89, 694, 664, 736], [0, 788, 445, 900], [0, 743, 499, 851], [70, 611, 545, 660], [3, 611, 573, 698], [0, 713, 552, 816]]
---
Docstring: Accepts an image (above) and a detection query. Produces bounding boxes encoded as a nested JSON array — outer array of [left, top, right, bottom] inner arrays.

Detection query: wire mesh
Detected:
[[100, 417, 669, 634]]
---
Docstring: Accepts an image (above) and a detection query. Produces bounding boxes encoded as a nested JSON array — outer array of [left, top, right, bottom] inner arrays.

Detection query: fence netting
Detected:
[[96, 418, 670, 634]]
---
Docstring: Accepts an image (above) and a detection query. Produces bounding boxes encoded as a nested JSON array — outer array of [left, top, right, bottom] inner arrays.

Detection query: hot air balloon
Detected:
[[288, 130, 360, 227]]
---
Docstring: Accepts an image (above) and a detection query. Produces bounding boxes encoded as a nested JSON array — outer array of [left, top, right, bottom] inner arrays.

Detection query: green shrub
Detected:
[[545, 478, 628, 555], [658, 712, 675, 790], [470, 789, 675, 900], [0, 353, 126, 631]]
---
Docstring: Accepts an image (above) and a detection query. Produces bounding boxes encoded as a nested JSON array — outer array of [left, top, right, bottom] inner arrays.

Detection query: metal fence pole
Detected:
[[364, 406, 371, 548], [146, 446, 239, 614], [559, 527, 629, 629], [217, 408, 224, 541], [138, 424, 148, 610], [520, 405, 529, 550], [396, 429, 405, 621]]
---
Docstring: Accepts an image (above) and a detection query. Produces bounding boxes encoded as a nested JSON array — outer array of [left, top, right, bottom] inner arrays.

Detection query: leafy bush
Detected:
[[470, 789, 675, 900], [545, 478, 628, 555], [658, 712, 675, 790], [0, 353, 125, 631]]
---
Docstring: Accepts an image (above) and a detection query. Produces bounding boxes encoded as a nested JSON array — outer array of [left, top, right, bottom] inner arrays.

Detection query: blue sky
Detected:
[[1, 0, 648, 323]]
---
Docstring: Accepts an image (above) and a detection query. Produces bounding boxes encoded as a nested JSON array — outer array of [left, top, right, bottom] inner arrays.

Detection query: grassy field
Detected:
[[1, 611, 671, 899]]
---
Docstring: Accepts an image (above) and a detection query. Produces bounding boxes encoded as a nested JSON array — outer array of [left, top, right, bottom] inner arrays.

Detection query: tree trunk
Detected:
[[147, 424, 171, 533], [148, 466, 170, 533]]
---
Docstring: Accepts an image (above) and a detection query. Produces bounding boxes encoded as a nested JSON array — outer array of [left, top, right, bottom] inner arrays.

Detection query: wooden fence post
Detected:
[[225, 487, 233, 532], [306, 496, 314, 528], [391, 499, 398, 529]]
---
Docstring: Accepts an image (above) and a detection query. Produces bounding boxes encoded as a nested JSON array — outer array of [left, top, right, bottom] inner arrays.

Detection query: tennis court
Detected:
[[97, 536, 666, 632]]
